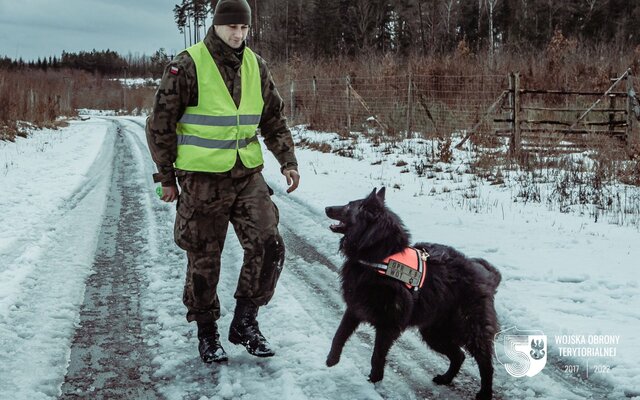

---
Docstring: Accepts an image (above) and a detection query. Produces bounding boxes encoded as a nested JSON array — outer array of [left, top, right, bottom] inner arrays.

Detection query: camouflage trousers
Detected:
[[174, 171, 285, 324]]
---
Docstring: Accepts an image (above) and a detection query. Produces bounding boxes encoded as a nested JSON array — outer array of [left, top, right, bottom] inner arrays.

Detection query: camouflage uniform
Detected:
[[146, 26, 296, 324]]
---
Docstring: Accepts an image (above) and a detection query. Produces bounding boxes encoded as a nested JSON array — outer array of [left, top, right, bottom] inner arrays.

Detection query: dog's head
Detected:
[[325, 187, 386, 235], [325, 187, 410, 259]]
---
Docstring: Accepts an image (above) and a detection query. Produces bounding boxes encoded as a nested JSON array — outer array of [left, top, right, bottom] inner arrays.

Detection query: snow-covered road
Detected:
[[0, 117, 637, 399]]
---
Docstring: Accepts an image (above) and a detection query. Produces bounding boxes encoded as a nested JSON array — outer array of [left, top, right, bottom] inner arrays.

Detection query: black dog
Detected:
[[325, 188, 501, 400]]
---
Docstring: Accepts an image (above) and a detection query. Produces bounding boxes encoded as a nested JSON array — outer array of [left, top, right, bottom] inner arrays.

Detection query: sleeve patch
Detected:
[[169, 66, 179, 75]]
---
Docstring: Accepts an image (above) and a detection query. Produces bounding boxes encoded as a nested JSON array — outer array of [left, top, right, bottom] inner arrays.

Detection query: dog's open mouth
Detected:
[[329, 222, 346, 234], [326, 206, 347, 234]]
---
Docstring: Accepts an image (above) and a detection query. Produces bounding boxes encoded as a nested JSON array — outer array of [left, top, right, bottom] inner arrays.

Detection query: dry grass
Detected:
[[271, 34, 637, 138], [0, 69, 155, 141], [269, 36, 640, 188]]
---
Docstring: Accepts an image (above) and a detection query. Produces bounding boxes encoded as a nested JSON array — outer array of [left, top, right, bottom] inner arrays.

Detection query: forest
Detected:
[[2, 0, 640, 141], [172, 0, 640, 59]]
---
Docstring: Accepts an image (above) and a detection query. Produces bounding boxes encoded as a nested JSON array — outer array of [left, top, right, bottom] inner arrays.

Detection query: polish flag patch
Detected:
[[169, 66, 179, 75]]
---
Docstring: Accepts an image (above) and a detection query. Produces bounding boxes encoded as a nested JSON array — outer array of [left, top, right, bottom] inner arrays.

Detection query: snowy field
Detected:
[[0, 117, 638, 399]]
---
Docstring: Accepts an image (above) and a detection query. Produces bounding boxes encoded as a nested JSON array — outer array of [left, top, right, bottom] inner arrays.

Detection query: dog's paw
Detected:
[[475, 389, 493, 400], [432, 374, 453, 385], [368, 371, 383, 383], [326, 354, 340, 367]]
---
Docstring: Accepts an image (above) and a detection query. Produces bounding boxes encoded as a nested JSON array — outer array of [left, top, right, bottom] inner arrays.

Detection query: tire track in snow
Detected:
[[60, 123, 160, 399]]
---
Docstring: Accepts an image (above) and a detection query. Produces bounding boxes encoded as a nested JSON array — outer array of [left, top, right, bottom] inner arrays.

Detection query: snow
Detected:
[[0, 118, 638, 399], [77, 108, 119, 117], [0, 120, 114, 399], [112, 77, 161, 88]]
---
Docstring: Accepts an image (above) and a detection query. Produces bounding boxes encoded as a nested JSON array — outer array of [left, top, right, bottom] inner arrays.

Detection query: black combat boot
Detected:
[[228, 300, 275, 357], [197, 321, 228, 363]]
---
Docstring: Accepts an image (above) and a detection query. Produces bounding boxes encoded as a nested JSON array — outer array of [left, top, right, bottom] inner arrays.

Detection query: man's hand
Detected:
[[283, 169, 300, 193], [160, 185, 179, 202]]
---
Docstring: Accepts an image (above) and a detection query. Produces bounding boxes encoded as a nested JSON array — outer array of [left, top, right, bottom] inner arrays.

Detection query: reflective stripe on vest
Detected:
[[175, 42, 264, 173]]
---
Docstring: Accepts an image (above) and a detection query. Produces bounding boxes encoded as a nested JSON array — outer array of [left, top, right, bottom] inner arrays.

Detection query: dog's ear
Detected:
[[365, 188, 377, 202], [363, 188, 383, 211], [376, 187, 386, 202]]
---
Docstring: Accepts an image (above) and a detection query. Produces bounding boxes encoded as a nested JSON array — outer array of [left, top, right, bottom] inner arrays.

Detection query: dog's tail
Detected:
[[474, 258, 502, 291]]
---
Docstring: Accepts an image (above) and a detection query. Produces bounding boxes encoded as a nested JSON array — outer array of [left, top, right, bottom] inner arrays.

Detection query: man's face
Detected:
[[214, 24, 249, 49]]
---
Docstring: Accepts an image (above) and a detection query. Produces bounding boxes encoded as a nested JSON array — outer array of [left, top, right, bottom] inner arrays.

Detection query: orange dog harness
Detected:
[[360, 247, 428, 291]]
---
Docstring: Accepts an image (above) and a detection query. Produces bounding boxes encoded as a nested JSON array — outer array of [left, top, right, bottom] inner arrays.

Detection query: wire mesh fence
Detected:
[[281, 74, 508, 138]]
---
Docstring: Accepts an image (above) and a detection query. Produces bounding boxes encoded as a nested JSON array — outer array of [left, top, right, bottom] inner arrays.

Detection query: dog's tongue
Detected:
[[329, 223, 342, 232]]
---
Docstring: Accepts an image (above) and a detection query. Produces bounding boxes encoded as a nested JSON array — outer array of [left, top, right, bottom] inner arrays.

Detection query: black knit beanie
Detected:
[[213, 0, 251, 25]]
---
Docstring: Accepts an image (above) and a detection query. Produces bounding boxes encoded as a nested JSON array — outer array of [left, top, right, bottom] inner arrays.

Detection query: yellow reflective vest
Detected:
[[175, 41, 264, 172]]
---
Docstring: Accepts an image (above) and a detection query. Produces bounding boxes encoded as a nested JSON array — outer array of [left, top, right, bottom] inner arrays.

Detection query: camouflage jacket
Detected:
[[146, 26, 297, 185]]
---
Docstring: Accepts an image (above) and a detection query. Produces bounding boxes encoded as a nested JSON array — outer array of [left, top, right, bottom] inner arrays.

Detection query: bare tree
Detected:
[[442, 0, 455, 35], [478, 0, 484, 40], [417, 0, 426, 52], [487, 0, 499, 57], [349, 0, 377, 51], [252, 0, 260, 43], [582, 0, 600, 30], [520, 0, 528, 21]]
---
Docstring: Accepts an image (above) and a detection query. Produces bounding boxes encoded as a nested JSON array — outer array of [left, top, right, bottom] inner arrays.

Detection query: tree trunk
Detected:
[[417, 1, 426, 53], [253, 0, 260, 43], [478, 0, 483, 51], [489, 0, 496, 58]]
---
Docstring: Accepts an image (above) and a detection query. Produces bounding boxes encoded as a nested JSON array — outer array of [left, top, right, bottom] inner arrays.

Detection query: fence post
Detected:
[[346, 75, 351, 131], [29, 89, 35, 123], [123, 66, 128, 112], [63, 77, 72, 113], [508, 73, 514, 147], [406, 72, 413, 138], [508, 72, 522, 157], [312, 75, 318, 123], [609, 84, 616, 137], [515, 72, 522, 156], [290, 80, 295, 121], [626, 71, 635, 147]]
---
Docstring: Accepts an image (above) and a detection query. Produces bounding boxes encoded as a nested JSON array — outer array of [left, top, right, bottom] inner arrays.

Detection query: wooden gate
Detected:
[[494, 69, 638, 155]]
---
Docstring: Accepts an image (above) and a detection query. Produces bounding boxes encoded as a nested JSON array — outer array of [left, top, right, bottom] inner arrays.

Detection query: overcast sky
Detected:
[[0, 0, 189, 61]]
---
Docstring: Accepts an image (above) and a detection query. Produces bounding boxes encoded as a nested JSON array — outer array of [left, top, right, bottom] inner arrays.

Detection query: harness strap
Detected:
[[358, 260, 389, 272]]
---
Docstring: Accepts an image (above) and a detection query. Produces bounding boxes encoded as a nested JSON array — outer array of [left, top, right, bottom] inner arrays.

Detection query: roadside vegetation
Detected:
[[1, 1, 639, 223]]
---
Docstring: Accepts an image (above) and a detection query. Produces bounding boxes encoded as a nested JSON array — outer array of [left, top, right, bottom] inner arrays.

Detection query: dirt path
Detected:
[[60, 125, 159, 399]]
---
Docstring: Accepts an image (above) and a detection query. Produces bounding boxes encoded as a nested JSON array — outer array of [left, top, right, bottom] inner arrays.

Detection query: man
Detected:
[[146, 0, 300, 364]]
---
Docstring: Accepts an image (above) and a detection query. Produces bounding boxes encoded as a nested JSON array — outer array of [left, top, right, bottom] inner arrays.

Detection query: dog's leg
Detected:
[[468, 307, 497, 399], [326, 309, 360, 367], [420, 328, 465, 384], [368, 327, 401, 383], [468, 344, 494, 400], [474, 356, 493, 400]]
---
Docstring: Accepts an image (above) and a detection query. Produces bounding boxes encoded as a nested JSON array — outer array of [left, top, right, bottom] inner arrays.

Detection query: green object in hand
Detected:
[[156, 186, 163, 198]]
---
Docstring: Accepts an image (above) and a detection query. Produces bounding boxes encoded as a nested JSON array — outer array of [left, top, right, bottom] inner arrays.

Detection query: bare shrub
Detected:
[[0, 68, 155, 140]]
